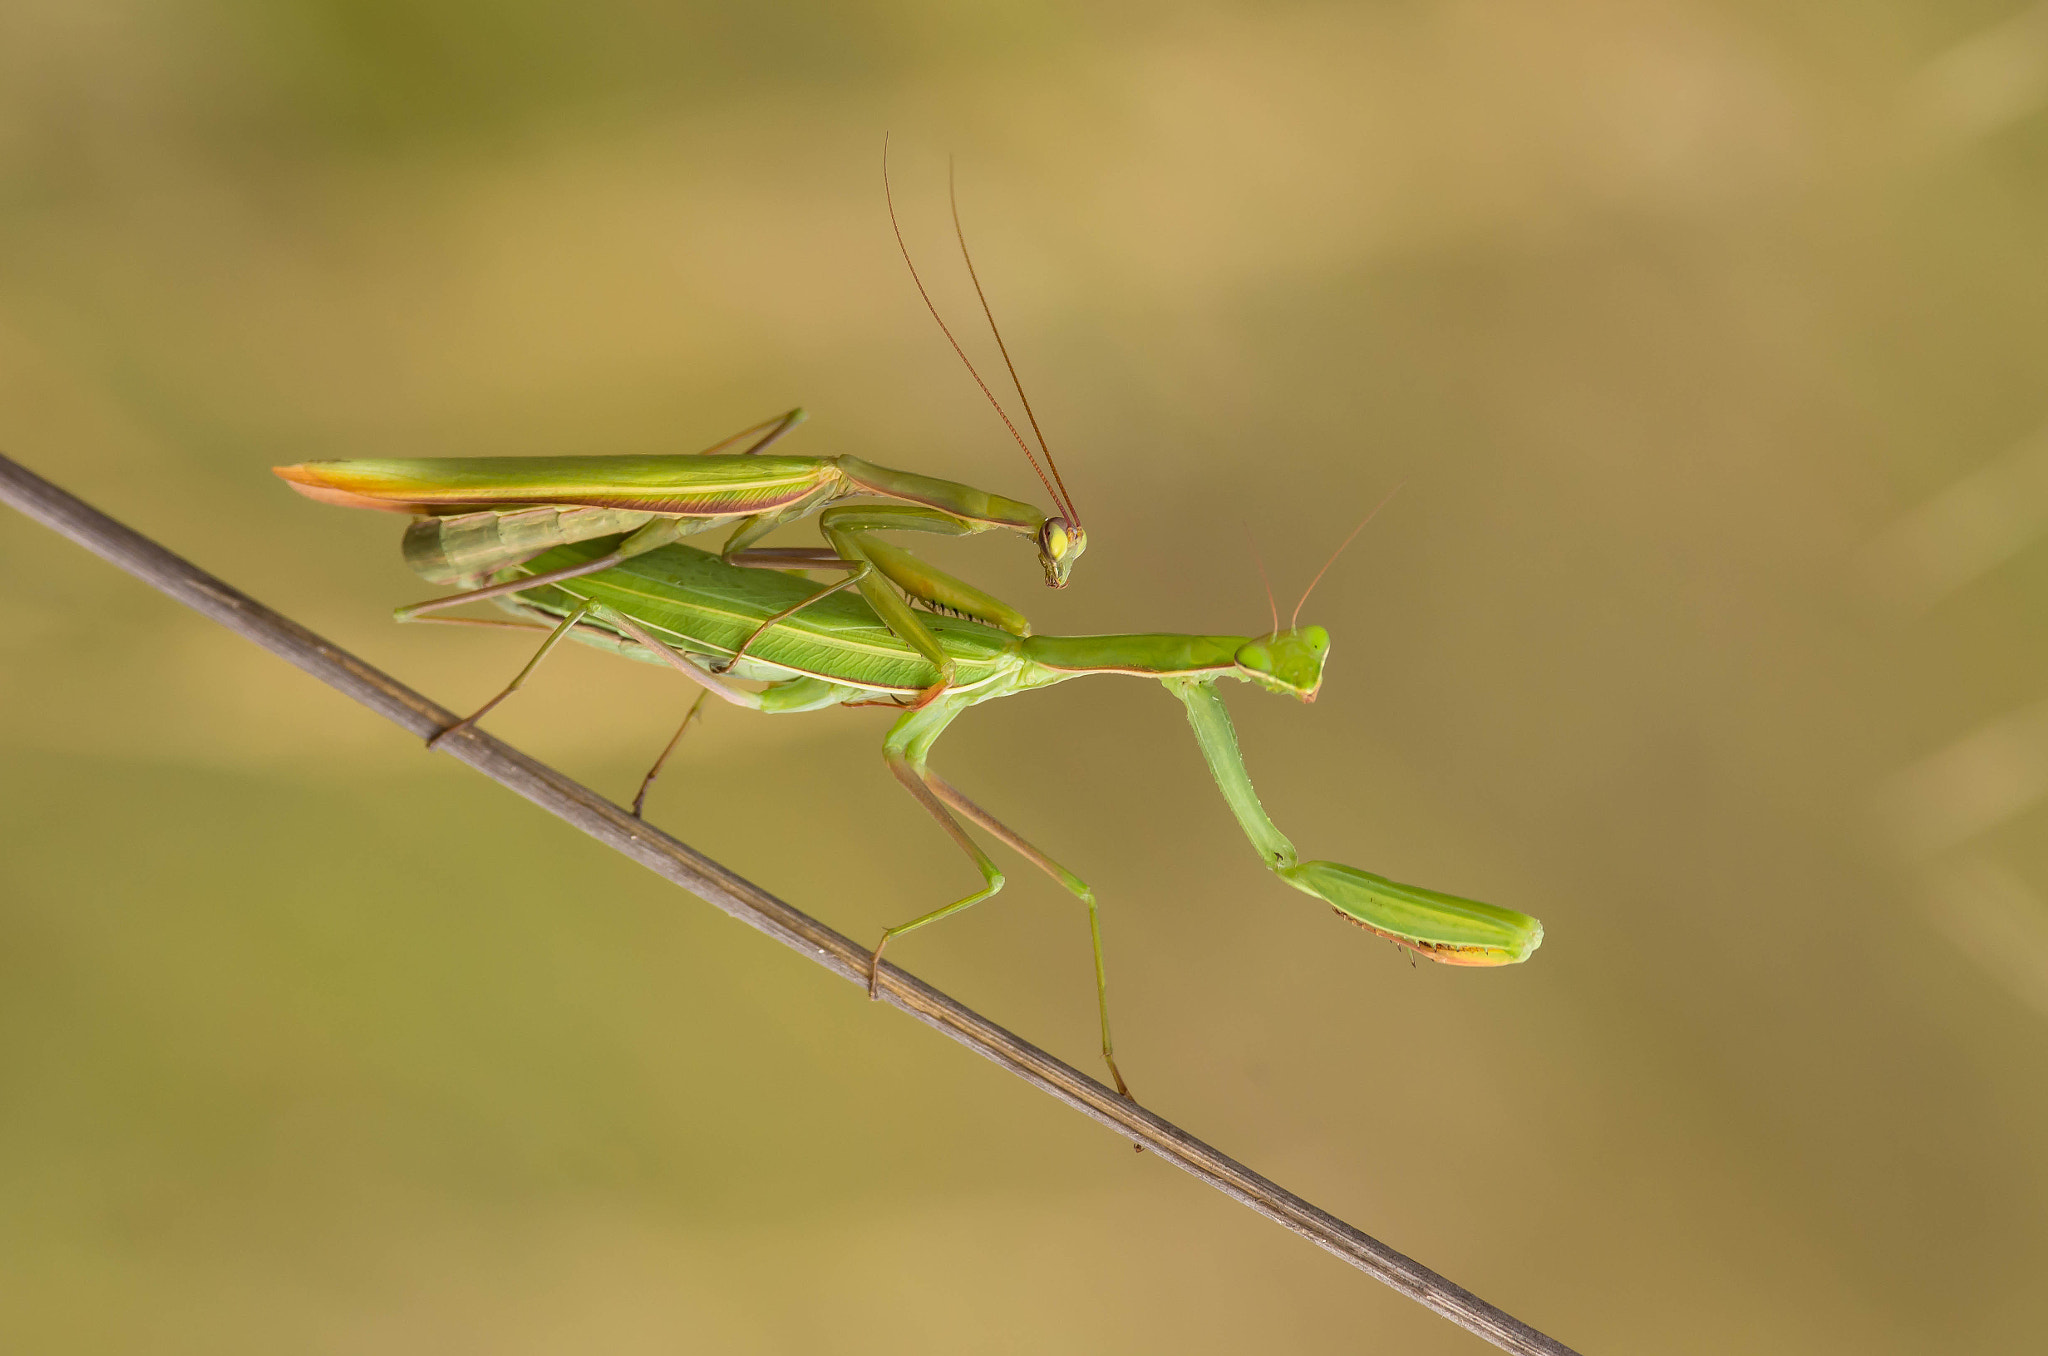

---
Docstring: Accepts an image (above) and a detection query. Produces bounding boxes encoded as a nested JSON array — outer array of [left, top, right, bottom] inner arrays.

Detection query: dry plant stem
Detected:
[[0, 450, 1579, 1356]]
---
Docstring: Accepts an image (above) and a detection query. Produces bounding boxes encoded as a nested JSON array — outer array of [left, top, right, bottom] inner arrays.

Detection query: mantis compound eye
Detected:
[[1037, 518, 1086, 588]]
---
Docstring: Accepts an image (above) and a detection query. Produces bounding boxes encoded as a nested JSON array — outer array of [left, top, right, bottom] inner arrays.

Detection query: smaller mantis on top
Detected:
[[276, 152, 1085, 706]]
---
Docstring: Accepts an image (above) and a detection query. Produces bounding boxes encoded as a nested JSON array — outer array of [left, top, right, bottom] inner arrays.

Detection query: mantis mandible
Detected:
[[416, 532, 1544, 1097], [274, 158, 1080, 706]]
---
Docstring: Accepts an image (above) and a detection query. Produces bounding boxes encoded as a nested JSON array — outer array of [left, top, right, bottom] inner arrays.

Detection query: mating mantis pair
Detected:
[[274, 169, 1543, 1095], [280, 442, 1544, 1097]]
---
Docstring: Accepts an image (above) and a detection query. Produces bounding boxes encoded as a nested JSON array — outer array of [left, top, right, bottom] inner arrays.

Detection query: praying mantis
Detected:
[[275, 153, 1541, 1096], [403, 531, 1544, 1097], [274, 161, 1081, 707]]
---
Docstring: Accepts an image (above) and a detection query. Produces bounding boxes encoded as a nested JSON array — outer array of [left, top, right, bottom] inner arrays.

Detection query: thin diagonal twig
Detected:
[[0, 450, 1579, 1356]]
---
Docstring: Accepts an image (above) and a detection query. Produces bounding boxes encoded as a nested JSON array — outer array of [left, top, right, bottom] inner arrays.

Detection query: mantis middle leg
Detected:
[[870, 695, 1131, 1098], [426, 587, 758, 763], [428, 598, 598, 747], [631, 688, 710, 818]]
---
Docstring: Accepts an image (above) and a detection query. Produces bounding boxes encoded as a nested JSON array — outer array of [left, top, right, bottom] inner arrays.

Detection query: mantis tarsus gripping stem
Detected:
[[632, 688, 711, 818]]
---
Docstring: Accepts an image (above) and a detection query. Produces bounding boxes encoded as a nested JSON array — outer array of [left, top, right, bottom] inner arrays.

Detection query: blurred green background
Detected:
[[5, 1, 2048, 1351]]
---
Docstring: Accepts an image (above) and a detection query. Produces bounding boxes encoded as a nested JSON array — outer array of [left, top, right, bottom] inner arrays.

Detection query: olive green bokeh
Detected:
[[6, 2, 2048, 1352]]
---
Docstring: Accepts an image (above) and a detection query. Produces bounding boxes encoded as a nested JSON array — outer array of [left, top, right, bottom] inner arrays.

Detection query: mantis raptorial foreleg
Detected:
[[817, 504, 1029, 634], [718, 504, 1033, 700], [869, 695, 1131, 1098]]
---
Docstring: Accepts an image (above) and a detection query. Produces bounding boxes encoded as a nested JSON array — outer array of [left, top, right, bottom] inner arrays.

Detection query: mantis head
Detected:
[[1036, 517, 1087, 588], [1233, 626, 1330, 701], [1231, 484, 1399, 695]]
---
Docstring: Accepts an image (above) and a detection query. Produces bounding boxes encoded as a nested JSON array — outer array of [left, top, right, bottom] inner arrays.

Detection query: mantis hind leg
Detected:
[[924, 772, 1131, 1101], [868, 750, 1004, 993], [695, 406, 806, 456], [629, 674, 856, 815], [872, 699, 1132, 1100], [631, 688, 710, 818], [827, 528, 957, 707], [428, 598, 596, 748]]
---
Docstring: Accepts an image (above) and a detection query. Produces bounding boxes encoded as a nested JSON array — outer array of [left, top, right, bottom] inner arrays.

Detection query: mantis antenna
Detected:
[[882, 137, 1074, 527], [948, 157, 1079, 531], [1291, 481, 1406, 631]]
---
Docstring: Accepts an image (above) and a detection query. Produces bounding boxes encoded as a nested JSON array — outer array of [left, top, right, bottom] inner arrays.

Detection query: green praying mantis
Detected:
[[275, 165, 1082, 708], [275, 160, 1541, 1096], [377, 530, 1544, 1097]]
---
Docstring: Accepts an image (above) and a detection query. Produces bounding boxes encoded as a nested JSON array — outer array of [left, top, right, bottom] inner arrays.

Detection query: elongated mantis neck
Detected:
[[1021, 633, 1247, 679]]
